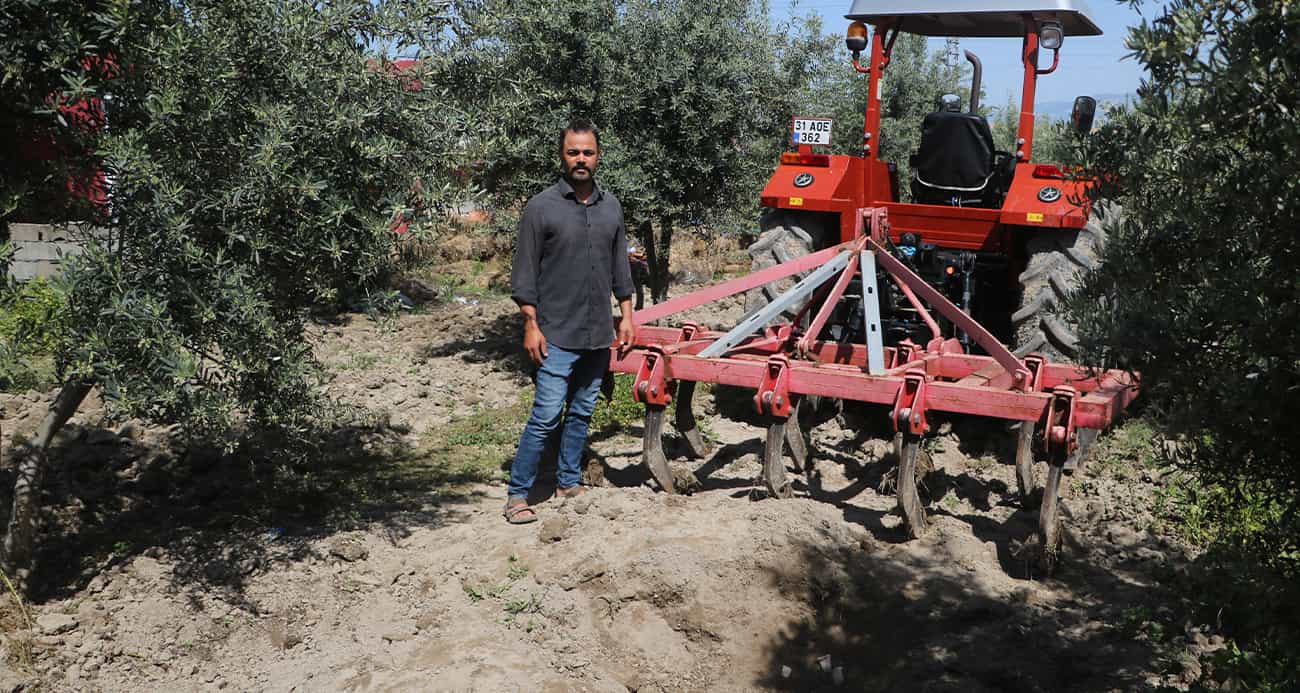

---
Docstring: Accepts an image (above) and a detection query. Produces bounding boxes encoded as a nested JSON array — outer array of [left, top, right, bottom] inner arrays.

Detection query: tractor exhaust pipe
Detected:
[[965, 50, 982, 114]]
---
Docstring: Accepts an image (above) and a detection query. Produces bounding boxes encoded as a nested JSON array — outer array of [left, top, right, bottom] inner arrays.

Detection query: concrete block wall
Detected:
[[5, 223, 95, 282]]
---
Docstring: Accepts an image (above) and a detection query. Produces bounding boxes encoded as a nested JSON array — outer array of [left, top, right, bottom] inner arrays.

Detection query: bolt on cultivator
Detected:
[[609, 208, 1137, 572]]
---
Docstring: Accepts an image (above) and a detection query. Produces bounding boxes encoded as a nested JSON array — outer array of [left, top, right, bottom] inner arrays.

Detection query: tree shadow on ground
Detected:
[[757, 533, 1173, 692], [4, 416, 485, 605], [416, 310, 534, 380]]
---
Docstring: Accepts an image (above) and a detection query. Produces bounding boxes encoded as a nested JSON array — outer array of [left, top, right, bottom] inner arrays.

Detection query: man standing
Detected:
[[504, 119, 636, 524]]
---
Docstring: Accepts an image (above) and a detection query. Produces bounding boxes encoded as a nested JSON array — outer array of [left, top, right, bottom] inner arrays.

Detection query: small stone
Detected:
[[399, 278, 438, 304], [569, 494, 596, 515], [380, 624, 417, 643], [415, 610, 440, 631], [328, 537, 369, 562], [87, 575, 109, 594], [538, 516, 571, 543], [36, 613, 79, 635]]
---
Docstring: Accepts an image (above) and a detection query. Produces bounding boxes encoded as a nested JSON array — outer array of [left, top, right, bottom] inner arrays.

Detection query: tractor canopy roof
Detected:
[[845, 0, 1102, 37]]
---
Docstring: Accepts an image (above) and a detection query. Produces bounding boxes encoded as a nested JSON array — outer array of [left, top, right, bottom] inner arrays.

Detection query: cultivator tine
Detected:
[[762, 417, 793, 499], [673, 381, 712, 459], [783, 397, 809, 473], [1014, 421, 1037, 502], [894, 432, 928, 539], [1037, 386, 1079, 575], [1039, 462, 1064, 574], [643, 405, 677, 494]]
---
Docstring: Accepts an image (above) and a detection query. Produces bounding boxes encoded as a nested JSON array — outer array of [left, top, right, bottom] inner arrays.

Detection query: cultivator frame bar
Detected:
[[607, 208, 1137, 570]]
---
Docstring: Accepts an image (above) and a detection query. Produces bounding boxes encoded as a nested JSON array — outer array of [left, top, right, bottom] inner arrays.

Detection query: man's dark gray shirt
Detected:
[[510, 178, 635, 351]]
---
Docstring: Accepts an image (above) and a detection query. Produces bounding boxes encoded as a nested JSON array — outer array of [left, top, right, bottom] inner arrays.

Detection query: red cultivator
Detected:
[[608, 208, 1137, 570]]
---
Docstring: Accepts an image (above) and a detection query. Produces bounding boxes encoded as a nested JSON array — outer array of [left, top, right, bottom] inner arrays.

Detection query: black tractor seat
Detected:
[[909, 111, 1013, 208]]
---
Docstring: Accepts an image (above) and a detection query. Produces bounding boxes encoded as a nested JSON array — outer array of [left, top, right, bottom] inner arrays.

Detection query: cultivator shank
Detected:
[[609, 208, 1137, 571]]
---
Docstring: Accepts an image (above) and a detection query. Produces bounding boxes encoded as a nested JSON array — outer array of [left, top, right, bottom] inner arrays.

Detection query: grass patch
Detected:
[[418, 396, 531, 485], [591, 373, 716, 440], [0, 277, 66, 393], [591, 373, 645, 433], [334, 353, 381, 371], [0, 571, 35, 672], [407, 256, 511, 302], [1089, 418, 1161, 480]]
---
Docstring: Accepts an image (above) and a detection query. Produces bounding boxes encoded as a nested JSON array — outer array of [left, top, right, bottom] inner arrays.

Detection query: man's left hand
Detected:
[[617, 316, 636, 353]]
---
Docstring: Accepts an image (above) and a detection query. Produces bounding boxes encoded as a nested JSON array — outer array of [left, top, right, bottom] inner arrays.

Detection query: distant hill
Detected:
[[1035, 93, 1134, 120]]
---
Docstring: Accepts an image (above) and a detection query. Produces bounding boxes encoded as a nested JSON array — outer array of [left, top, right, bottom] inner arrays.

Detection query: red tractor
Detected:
[[751, 0, 1106, 362]]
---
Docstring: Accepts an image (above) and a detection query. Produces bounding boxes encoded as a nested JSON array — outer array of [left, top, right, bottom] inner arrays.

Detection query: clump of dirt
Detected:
[[1, 296, 1223, 691]]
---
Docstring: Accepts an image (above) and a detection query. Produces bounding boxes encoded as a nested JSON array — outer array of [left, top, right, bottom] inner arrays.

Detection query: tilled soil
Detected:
[[0, 295, 1222, 692]]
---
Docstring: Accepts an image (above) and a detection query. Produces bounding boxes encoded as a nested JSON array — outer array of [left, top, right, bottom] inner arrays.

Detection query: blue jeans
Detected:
[[507, 344, 607, 498]]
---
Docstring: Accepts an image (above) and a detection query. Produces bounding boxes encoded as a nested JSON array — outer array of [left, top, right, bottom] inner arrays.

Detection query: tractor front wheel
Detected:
[[741, 209, 840, 423], [744, 209, 835, 318]]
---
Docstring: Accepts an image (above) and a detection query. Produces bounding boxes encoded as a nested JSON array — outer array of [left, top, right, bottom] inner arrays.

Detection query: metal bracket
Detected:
[[891, 368, 929, 435], [677, 322, 701, 342], [1043, 385, 1078, 461], [859, 206, 891, 243], [893, 339, 922, 369], [753, 355, 793, 418], [633, 346, 673, 407], [1023, 353, 1047, 393]]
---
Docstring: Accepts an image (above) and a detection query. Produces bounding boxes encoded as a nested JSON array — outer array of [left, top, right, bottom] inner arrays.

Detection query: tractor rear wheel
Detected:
[[744, 209, 836, 318], [1011, 203, 1118, 361]]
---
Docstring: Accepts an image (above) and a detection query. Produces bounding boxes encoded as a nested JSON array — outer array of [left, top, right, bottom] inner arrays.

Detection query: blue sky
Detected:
[[771, 0, 1151, 105]]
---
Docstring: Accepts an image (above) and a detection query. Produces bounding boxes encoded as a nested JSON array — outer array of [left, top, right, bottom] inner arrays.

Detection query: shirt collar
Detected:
[[558, 176, 602, 203]]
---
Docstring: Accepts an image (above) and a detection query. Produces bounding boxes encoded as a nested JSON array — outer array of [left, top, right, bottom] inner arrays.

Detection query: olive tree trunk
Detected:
[[635, 218, 674, 304], [1, 381, 90, 594]]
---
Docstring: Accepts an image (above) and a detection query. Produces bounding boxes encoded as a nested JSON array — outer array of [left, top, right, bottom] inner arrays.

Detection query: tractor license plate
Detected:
[[792, 117, 833, 146]]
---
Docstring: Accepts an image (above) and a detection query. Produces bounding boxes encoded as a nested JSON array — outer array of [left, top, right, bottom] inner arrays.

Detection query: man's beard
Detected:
[[565, 165, 591, 179]]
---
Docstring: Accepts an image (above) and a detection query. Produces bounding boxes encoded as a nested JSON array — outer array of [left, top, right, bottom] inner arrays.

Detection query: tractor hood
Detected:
[[845, 0, 1102, 37]]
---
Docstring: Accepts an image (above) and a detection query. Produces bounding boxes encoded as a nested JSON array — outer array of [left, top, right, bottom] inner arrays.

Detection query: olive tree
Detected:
[[1072, 0, 1300, 571], [0, 0, 468, 592], [452, 0, 826, 301]]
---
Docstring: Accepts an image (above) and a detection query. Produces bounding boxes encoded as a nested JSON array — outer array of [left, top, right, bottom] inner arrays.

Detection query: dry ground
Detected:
[[0, 267, 1225, 692]]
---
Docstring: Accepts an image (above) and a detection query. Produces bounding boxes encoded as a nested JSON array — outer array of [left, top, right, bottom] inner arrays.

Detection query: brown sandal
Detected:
[[503, 497, 538, 524], [556, 486, 589, 499]]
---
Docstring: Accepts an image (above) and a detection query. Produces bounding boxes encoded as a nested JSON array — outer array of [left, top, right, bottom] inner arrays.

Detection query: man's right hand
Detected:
[[523, 322, 548, 365]]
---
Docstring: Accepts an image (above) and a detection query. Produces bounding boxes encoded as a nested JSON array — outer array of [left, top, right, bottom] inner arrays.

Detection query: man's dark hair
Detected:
[[559, 119, 601, 151]]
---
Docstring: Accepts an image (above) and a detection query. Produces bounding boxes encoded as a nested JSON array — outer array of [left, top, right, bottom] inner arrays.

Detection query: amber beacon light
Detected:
[[845, 21, 868, 54]]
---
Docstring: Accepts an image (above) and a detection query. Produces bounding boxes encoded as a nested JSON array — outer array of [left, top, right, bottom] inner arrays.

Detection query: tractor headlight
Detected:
[[846, 21, 868, 54], [1039, 21, 1064, 50]]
